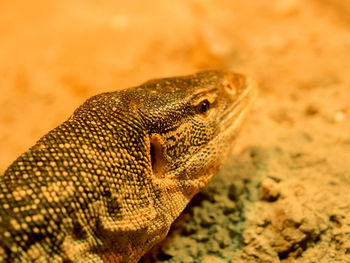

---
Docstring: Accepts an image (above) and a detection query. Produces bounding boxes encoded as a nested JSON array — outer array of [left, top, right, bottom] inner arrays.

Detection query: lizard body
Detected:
[[0, 71, 257, 262]]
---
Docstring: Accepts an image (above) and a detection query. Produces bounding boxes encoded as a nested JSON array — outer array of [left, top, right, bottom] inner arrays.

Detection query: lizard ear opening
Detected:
[[150, 135, 166, 178]]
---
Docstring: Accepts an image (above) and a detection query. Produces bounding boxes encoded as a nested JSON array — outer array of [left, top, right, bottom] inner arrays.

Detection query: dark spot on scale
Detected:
[[104, 190, 111, 198], [72, 222, 87, 240], [106, 199, 123, 219]]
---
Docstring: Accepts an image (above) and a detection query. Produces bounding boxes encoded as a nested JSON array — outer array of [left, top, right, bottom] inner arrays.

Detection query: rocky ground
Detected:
[[1, 0, 350, 262]]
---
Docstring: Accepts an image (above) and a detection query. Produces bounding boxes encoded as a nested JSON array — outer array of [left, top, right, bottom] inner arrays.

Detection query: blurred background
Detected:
[[1, 0, 350, 261]]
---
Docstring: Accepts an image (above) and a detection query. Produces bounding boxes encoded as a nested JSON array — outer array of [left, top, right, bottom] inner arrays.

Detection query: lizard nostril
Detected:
[[224, 81, 237, 96]]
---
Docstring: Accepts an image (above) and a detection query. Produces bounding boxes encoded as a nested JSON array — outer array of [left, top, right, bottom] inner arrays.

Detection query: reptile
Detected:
[[0, 70, 257, 262]]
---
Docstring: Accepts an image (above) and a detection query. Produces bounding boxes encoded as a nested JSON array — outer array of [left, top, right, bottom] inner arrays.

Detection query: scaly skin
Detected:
[[0, 71, 257, 262]]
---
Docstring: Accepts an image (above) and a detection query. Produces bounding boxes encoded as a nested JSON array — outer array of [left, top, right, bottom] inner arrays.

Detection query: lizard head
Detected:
[[128, 70, 258, 201]]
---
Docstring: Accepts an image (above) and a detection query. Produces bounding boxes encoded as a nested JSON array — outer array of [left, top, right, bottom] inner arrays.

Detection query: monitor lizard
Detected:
[[0, 70, 257, 262]]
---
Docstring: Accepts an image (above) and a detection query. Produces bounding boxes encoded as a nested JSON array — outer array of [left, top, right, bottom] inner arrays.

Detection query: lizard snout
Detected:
[[222, 73, 256, 100]]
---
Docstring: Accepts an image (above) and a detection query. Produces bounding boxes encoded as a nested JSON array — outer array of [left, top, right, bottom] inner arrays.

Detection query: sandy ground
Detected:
[[1, 0, 350, 262]]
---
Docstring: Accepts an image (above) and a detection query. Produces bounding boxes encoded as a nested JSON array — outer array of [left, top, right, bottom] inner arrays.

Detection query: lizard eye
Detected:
[[198, 99, 210, 114]]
